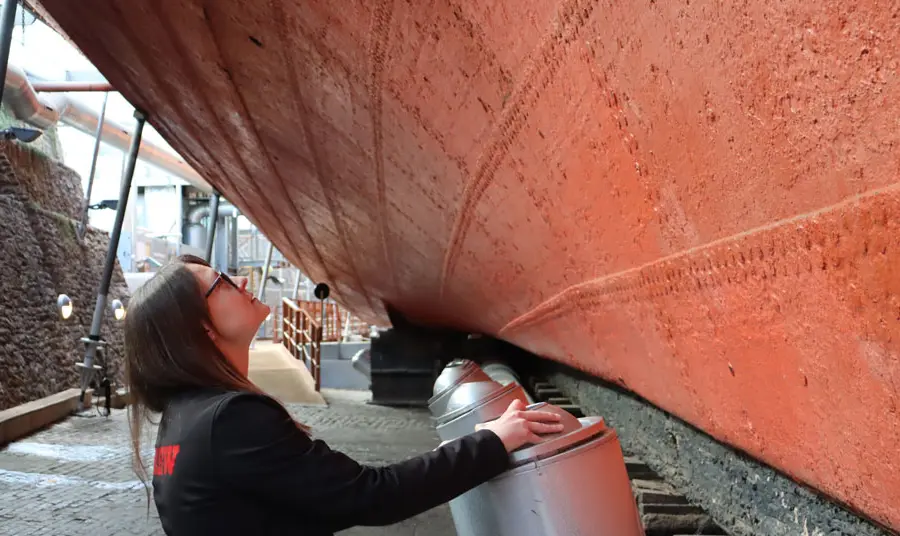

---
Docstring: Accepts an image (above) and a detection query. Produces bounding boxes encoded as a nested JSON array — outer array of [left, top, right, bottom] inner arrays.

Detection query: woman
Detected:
[[124, 254, 564, 535]]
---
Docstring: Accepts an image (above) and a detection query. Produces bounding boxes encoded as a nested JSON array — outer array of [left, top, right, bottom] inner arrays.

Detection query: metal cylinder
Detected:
[[351, 348, 371, 378], [427, 360, 492, 417], [461, 411, 644, 536], [443, 399, 643, 536], [434, 381, 530, 442], [432, 379, 532, 536], [480, 361, 534, 404]]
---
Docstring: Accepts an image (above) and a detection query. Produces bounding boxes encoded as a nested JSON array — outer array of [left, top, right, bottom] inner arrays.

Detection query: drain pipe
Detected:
[[77, 109, 146, 412], [75, 92, 108, 242]]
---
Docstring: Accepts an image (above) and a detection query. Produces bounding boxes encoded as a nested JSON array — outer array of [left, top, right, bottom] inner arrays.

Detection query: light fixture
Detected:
[[110, 299, 126, 321], [1, 126, 43, 143], [57, 294, 73, 320], [88, 199, 119, 211]]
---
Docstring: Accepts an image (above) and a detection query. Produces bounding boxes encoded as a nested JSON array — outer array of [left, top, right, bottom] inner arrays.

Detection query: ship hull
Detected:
[[36, 0, 900, 531]]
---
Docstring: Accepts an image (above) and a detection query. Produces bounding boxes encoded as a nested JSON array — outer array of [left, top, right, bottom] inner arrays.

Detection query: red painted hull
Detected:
[[36, 0, 900, 530]]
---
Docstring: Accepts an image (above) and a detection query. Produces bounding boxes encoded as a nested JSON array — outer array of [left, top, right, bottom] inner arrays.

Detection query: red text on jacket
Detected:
[[154, 444, 180, 476]]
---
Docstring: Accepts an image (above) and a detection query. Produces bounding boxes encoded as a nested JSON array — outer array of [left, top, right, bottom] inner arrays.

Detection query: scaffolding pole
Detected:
[[77, 109, 146, 412], [204, 192, 220, 264]]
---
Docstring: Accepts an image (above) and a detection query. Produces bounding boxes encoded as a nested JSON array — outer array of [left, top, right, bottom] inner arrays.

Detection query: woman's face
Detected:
[[186, 263, 271, 349]]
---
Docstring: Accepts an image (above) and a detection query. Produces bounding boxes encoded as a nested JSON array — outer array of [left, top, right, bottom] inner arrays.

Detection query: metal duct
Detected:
[[185, 202, 239, 248], [5, 63, 60, 128], [3, 62, 212, 193]]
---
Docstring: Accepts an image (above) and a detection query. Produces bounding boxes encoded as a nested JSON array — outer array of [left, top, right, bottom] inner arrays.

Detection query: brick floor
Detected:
[[0, 389, 456, 536]]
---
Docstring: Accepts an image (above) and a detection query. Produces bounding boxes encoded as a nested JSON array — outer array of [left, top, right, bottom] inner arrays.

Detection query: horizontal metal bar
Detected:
[[32, 81, 115, 92]]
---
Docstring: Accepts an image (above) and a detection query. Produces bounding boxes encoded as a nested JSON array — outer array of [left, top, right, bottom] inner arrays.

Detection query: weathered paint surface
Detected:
[[35, 0, 900, 530]]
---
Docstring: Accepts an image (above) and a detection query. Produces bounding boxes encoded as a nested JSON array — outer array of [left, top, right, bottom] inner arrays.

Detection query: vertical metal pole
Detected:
[[320, 299, 327, 343], [77, 109, 146, 411], [0, 0, 19, 106], [77, 92, 109, 242], [257, 241, 274, 301], [250, 241, 275, 342], [229, 215, 238, 273], [204, 192, 220, 264], [292, 270, 302, 300]]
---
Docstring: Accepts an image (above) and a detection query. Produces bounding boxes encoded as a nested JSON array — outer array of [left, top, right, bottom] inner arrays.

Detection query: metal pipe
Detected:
[[185, 200, 236, 250], [257, 241, 274, 301], [76, 92, 108, 242], [32, 81, 114, 92], [187, 202, 238, 224], [292, 270, 302, 300], [480, 361, 535, 404], [3, 62, 211, 192], [77, 109, 146, 411], [320, 299, 327, 343], [204, 192, 219, 263], [0, 0, 19, 106], [228, 215, 238, 273]]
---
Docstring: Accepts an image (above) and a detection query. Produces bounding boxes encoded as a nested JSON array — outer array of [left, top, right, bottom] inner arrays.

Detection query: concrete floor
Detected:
[[0, 389, 456, 536]]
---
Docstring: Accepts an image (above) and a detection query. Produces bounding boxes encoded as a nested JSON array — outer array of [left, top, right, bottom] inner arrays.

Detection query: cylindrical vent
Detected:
[[428, 360, 492, 417], [480, 361, 534, 403]]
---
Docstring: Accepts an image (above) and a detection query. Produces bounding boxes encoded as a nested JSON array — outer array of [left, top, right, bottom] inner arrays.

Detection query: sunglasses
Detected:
[[205, 271, 240, 298]]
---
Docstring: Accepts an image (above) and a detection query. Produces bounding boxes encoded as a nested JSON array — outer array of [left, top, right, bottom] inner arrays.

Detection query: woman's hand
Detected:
[[476, 399, 565, 453]]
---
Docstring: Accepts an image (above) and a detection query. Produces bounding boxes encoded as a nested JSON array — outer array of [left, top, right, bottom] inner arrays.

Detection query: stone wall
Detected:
[[0, 104, 61, 160], [0, 140, 128, 411]]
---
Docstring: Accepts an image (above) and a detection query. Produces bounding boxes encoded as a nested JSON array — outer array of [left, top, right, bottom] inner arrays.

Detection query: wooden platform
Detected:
[[248, 341, 326, 406]]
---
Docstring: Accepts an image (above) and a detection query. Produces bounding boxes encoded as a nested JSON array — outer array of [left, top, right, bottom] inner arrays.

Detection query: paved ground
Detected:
[[0, 389, 456, 536], [247, 341, 327, 405]]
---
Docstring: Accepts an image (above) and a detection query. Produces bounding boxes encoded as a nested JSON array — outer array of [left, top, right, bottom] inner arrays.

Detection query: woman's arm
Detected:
[[210, 393, 510, 531]]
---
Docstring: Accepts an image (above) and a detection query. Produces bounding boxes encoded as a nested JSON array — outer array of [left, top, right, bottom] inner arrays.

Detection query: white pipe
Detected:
[[185, 202, 239, 249], [3, 62, 213, 193]]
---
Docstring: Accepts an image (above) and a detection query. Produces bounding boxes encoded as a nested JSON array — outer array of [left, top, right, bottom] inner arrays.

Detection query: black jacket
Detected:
[[152, 389, 510, 535]]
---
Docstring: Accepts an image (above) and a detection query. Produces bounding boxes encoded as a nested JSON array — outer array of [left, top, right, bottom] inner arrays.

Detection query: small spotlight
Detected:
[[110, 299, 126, 321], [57, 294, 73, 320], [88, 199, 119, 211], [1, 127, 43, 143]]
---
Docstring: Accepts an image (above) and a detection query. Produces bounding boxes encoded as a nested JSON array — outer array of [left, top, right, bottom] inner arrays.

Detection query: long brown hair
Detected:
[[124, 254, 307, 506]]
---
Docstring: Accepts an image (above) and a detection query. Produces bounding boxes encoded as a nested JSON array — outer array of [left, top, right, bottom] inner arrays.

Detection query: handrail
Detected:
[[292, 299, 370, 342], [280, 297, 322, 392]]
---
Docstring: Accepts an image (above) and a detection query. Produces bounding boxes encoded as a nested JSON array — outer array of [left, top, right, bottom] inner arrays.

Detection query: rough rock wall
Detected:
[[0, 141, 128, 411]]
